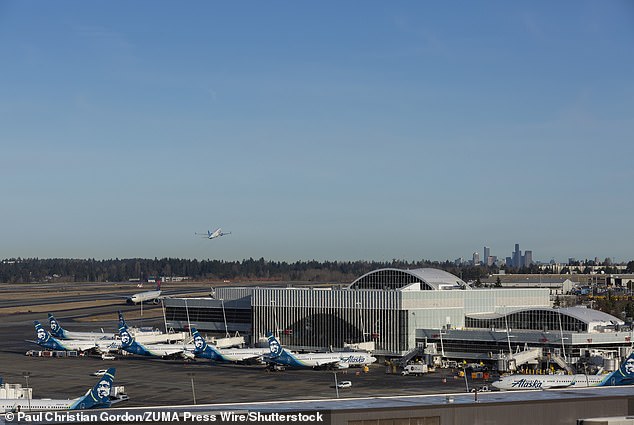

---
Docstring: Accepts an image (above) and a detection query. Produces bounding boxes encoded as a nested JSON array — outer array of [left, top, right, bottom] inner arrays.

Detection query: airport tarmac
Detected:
[[0, 281, 480, 407]]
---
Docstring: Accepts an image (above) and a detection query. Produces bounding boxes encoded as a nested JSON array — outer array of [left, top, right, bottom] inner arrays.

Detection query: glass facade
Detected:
[[349, 269, 432, 290], [465, 309, 588, 333]]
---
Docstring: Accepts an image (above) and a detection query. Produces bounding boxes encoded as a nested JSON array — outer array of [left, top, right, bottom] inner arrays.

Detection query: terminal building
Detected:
[[164, 268, 631, 362]]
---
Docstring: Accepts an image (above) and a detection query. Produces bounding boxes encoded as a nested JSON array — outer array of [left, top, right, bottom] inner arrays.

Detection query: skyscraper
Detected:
[[473, 252, 480, 266], [513, 244, 521, 268], [483, 246, 490, 266], [524, 250, 533, 268]]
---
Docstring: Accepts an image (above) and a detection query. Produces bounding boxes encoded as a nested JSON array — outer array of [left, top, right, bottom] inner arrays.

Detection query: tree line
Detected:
[[1, 257, 497, 284], [1, 257, 632, 284]]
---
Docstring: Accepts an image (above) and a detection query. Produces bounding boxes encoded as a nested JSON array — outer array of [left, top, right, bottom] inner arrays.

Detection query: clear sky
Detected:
[[1, 1, 633, 263]]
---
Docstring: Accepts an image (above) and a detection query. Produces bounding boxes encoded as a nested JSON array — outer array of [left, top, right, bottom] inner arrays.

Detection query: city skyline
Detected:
[[1, 2, 633, 262]]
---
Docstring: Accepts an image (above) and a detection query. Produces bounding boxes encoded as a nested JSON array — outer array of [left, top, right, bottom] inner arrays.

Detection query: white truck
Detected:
[[401, 364, 428, 376]]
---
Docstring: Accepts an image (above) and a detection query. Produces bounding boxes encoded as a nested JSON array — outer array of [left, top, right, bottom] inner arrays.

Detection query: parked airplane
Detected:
[[265, 332, 376, 369], [126, 280, 162, 305], [492, 352, 634, 390], [30, 321, 118, 353], [0, 368, 116, 413], [116, 311, 188, 344], [48, 313, 111, 340], [117, 313, 194, 359], [191, 328, 267, 363], [195, 228, 231, 240]]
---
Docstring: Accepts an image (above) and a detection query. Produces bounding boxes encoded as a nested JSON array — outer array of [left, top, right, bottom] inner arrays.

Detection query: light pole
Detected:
[[270, 300, 278, 337], [22, 371, 31, 412], [184, 299, 192, 337], [558, 310, 567, 363], [187, 372, 197, 405], [356, 302, 366, 343], [219, 298, 229, 338], [333, 372, 339, 398]]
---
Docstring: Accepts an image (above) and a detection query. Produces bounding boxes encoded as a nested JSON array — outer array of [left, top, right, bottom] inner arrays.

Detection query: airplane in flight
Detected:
[[265, 332, 377, 369], [492, 352, 634, 390], [195, 228, 231, 240], [126, 280, 162, 305], [48, 313, 112, 340], [191, 328, 267, 363], [117, 313, 194, 359], [0, 368, 116, 413], [30, 321, 119, 353]]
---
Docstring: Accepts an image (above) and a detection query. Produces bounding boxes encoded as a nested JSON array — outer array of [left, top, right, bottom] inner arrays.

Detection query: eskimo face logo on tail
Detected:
[[268, 336, 282, 356], [119, 329, 132, 346], [50, 319, 58, 332], [624, 358, 634, 375], [96, 380, 111, 399], [37, 327, 48, 342], [194, 335, 206, 351]]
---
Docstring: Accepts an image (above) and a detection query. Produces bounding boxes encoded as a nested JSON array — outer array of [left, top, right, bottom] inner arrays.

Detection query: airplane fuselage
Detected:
[[126, 290, 162, 305], [493, 373, 612, 390]]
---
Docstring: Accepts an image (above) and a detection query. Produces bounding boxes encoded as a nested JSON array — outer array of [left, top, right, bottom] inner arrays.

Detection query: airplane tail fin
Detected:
[[47, 313, 66, 338], [117, 312, 135, 348], [117, 311, 127, 329], [191, 328, 221, 359], [599, 352, 634, 386], [191, 328, 208, 353], [34, 320, 64, 350], [265, 331, 284, 358], [71, 368, 115, 410], [34, 321, 51, 344]]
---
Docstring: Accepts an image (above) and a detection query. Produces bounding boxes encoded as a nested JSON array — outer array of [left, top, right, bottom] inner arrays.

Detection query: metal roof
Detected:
[[466, 306, 623, 325], [348, 268, 469, 291]]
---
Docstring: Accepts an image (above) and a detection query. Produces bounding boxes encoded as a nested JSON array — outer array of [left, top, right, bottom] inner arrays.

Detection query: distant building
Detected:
[[472, 252, 480, 266], [513, 244, 521, 268], [483, 247, 490, 265], [165, 268, 630, 363], [524, 250, 533, 267]]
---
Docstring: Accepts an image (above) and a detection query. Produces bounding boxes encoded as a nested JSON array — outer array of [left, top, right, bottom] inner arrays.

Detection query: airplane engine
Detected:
[[336, 363, 350, 369]]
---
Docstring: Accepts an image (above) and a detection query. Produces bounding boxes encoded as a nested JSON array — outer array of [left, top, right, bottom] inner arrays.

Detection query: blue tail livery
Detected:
[[48, 313, 67, 339], [70, 368, 116, 410], [191, 328, 223, 361], [598, 352, 634, 386]]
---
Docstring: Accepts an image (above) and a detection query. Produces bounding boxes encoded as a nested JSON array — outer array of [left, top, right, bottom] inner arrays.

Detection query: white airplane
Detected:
[[117, 312, 194, 359], [0, 368, 116, 413], [30, 321, 120, 353], [191, 328, 268, 363], [492, 352, 634, 390], [265, 332, 376, 369], [48, 313, 112, 340], [116, 311, 188, 344], [195, 228, 231, 240], [126, 281, 162, 305]]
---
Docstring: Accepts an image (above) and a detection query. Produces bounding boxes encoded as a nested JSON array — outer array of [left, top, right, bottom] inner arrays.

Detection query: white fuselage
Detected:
[[61, 331, 114, 341], [288, 352, 376, 368], [492, 373, 609, 390], [127, 290, 161, 304], [216, 348, 268, 362], [0, 397, 80, 413], [132, 332, 188, 344]]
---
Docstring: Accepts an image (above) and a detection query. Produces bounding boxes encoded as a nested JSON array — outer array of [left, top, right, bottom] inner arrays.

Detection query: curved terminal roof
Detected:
[[466, 306, 622, 325], [465, 306, 624, 333], [347, 268, 470, 291]]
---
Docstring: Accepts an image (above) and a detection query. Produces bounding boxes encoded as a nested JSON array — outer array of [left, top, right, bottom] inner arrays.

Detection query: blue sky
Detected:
[[1, 1, 633, 263]]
